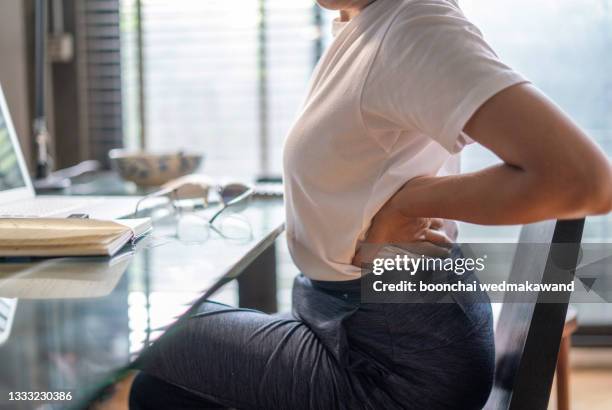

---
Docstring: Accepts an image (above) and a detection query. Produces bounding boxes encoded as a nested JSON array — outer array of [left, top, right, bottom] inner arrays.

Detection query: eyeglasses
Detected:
[[134, 178, 254, 243]]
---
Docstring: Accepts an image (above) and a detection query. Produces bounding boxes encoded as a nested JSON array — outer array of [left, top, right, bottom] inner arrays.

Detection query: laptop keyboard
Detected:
[[0, 298, 17, 345], [0, 197, 103, 218]]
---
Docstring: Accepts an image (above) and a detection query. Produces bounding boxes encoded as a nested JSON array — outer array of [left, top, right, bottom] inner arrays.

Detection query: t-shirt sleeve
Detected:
[[361, 1, 529, 153]]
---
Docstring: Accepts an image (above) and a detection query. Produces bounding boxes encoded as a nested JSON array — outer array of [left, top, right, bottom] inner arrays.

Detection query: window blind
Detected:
[[79, 0, 124, 166], [120, 0, 334, 179]]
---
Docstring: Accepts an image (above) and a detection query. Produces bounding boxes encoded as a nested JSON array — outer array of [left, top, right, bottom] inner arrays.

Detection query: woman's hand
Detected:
[[352, 191, 453, 267]]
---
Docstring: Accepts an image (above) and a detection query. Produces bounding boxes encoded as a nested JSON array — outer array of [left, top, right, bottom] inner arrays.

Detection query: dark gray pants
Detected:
[[131, 273, 494, 410]]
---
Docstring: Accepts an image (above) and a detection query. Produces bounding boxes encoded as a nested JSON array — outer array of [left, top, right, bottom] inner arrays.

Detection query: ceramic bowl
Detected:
[[109, 150, 204, 187]]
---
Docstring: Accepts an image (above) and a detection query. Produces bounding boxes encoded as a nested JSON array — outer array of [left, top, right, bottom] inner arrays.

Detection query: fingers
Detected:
[[354, 225, 454, 264], [402, 242, 451, 258], [429, 218, 445, 230], [423, 228, 453, 246]]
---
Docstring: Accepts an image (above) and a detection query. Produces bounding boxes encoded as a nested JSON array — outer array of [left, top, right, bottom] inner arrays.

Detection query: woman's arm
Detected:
[[353, 83, 612, 265], [387, 83, 612, 225]]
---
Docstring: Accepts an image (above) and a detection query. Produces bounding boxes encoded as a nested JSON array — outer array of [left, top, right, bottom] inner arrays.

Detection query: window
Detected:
[[460, 0, 612, 340], [461, 0, 612, 191], [121, 0, 334, 180]]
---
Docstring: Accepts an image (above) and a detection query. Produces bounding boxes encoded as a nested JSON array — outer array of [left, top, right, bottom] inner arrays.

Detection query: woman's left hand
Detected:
[[352, 196, 453, 267]]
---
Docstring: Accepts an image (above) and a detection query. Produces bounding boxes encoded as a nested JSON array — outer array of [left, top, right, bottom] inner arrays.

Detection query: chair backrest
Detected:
[[484, 219, 584, 410]]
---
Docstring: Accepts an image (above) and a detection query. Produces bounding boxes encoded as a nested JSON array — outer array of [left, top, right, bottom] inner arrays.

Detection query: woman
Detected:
[[114, 0, 612, 409]]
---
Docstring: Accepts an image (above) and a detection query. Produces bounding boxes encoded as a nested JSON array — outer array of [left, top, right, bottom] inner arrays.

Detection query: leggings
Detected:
[[131, 272, 494, 410]]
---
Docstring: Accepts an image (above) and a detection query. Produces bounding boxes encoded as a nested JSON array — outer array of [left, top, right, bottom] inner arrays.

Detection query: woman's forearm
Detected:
[[390, 163, 609, 225], [392, 83, 612, 226]]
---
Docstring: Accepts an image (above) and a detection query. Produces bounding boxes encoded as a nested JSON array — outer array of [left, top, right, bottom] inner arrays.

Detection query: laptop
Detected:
[[0, 297, 16, 346], [0, 84, 141, 220]]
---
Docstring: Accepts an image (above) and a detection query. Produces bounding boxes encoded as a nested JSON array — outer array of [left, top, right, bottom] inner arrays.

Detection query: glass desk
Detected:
[[0, 177, 285, 409]]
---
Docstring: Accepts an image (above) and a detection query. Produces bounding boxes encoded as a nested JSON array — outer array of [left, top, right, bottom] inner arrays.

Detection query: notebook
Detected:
[[0, 217, 151, 257]]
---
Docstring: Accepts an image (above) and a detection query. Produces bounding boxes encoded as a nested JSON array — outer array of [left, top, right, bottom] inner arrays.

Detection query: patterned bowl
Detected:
[[109, 150, 204, 187]]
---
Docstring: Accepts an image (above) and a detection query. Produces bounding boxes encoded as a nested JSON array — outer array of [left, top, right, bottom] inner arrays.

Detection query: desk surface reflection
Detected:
[[0, 197, 284, 410]]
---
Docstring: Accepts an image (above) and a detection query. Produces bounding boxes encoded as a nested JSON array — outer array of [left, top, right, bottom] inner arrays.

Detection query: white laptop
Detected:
[[0, 84, 142, 220]]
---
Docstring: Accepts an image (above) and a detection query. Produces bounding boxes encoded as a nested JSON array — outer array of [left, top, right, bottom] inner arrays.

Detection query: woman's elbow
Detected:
[[582, 165, 612, 214], [560, 160, 612, 216]]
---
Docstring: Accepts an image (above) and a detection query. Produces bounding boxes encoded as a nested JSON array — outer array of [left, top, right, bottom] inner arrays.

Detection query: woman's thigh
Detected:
[[132, 301, 356, 410], [378, 302, 495, 410], [132, 290, 494, 410]]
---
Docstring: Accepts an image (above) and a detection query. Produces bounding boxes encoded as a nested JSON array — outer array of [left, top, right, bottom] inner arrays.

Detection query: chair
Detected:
[[555, 306, 578, 410], [484, 219, 584, 410]]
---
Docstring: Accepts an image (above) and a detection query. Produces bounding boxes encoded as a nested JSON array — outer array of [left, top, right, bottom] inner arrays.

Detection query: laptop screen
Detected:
[[0, 107, 26, 191]]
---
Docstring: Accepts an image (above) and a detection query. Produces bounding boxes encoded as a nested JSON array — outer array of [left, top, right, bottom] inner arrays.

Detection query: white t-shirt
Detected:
[[283, 0, 527, 281]]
